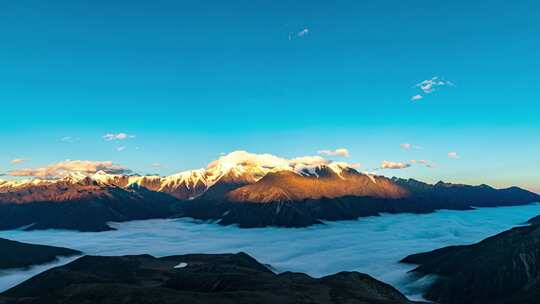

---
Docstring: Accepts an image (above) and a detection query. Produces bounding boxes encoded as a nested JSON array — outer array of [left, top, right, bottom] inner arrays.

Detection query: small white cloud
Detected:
[[151, 162, 162, 168], [317, 148, 350, 157], [103, 133, 135, 141], [10, 158, 29, 165], [411, 94, 423, 101], [380, 160, 411, 170], [116, 146, 126, 152], [448, 152, 459, 159], [416, 76, 454, 94]]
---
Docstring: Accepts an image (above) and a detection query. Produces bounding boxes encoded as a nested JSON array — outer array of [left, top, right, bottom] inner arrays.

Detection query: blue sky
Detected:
[[1, 1, 539, 192]]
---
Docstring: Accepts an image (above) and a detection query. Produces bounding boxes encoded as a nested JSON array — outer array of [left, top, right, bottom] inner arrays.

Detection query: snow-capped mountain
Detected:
[[1, 151, 539, 231], [0, 151, 380, 202]]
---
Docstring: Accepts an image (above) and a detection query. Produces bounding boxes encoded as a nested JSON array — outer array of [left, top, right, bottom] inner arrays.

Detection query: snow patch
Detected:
[[174, 262, 188, 269]]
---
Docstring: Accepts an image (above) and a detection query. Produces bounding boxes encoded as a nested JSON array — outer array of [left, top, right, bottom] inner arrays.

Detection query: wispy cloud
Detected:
[[400, 143, 421, 150], [410, 159, 436, 168], [317, 148, 350, 157], [103, 133, 135, 141], [116, 146, 126, 152], [298, 28, 309, 37], [151, 163, 162, 168], [8, 160, 131, 179], [417, 76, 454, 94], [448, 151, 459, 159], [60, 136, 80, 143], [411, 76, 454, 101], [288, 27, 310, 40], [380, 160, 411, 170], [10, 158, 29, 165]]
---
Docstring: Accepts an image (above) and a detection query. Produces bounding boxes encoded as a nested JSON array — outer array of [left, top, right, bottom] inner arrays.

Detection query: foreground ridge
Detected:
[[0, 252, 417, 304], [401, 218, 540, 304]]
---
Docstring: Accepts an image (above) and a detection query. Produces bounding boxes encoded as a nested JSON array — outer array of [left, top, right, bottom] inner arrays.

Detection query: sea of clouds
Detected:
[[2, 203, 540, 300]]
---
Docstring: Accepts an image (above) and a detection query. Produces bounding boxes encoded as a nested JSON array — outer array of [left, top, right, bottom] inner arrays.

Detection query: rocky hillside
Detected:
[[0, 252, 418, 304], [401, 223, 540, 304], [0, 238, 80, 270]]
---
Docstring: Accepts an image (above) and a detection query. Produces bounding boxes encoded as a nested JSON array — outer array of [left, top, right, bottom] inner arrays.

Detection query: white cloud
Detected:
[[317, 148, 350, 157], [103, 133, 135, 141], [8, 160, 131, 179], [380, 160, 411, 170], [448, 152, 459, 159], [116, 146, 126, 152], [151, 163, 162, 168], [411, 94, 423, 101], [10, 158, 29, 165]]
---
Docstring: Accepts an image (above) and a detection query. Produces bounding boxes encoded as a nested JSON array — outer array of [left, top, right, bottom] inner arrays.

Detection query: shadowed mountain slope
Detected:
[[0, 238, 80, 270], [401, 223, 540, 304]]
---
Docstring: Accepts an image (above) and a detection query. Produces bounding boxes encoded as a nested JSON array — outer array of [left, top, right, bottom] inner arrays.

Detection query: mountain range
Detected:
[[0, 151, 538, 231]]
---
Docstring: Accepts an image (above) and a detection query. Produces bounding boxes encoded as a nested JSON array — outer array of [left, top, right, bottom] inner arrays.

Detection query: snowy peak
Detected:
[[206, 151, 358, 179]]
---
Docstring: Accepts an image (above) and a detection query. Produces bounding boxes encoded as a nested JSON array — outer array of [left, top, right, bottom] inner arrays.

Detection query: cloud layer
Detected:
[[9, 160, 131, 179]]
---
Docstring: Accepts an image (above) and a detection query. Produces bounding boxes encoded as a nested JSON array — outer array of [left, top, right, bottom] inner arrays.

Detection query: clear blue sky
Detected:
[[1, 0, 539, 192]]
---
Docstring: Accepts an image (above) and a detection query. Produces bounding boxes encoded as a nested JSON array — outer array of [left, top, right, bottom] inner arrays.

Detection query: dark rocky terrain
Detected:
[[0, 238, 80, 270], [526, 214, 540, 225], [180, 181, 540, 228], [0, 252, 418, 304], [401, 223, 540, 304]]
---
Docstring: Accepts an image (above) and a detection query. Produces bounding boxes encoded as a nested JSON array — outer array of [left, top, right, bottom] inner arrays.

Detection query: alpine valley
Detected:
[[0, 151, 538, 232]]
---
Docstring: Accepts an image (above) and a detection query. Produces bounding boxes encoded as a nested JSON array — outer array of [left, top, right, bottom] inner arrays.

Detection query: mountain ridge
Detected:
[[0, 151, 538, 231]]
